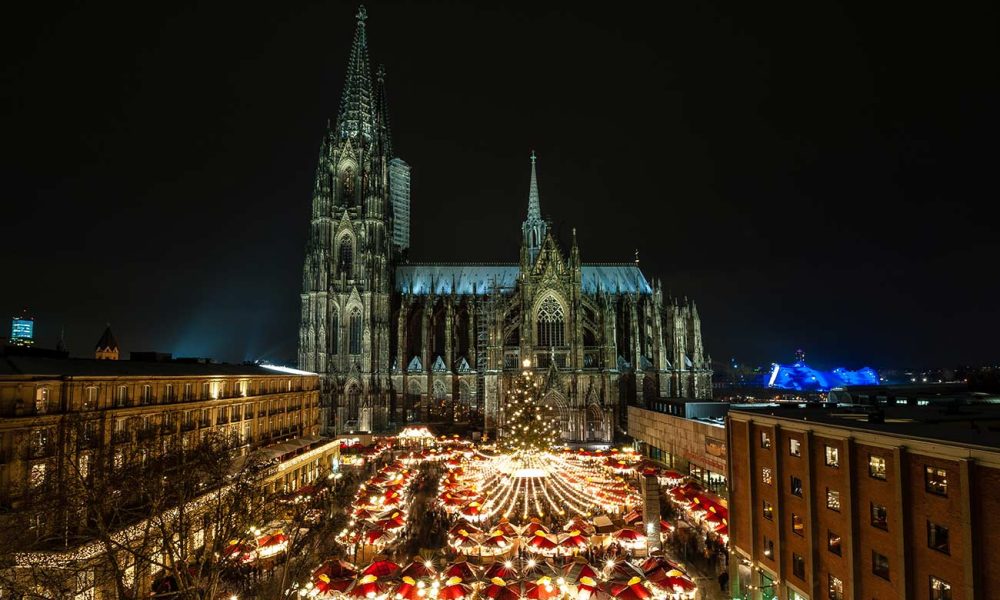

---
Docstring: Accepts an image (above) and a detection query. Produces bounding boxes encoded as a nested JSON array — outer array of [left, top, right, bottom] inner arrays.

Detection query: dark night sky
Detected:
[[2, 0, 997, 370]]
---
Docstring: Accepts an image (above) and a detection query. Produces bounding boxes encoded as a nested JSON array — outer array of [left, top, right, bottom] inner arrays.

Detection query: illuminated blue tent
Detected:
[[765, 362, 879, 392]]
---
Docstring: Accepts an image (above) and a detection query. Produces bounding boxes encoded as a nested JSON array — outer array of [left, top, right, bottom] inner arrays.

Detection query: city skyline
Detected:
[[2, 1, 997, 369]]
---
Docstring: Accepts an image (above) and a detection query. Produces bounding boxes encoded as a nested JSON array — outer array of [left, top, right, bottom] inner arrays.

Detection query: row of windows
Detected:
[[829, 573, 950, 600], [829, 573, 952, 600], [29, 379, 310, 414], [761, 495, 891, 531], [760, 461, 949, 496], [763, 436, 948, 496], [767, 520, 949, 565], [23, 399, 316, 452], [760, 433, 893, 481]]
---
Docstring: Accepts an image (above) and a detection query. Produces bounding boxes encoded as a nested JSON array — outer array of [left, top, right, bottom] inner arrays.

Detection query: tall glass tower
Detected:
[[9, 310, 34, 346]]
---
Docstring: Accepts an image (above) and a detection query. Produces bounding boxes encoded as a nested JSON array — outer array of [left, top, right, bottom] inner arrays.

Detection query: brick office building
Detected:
[[726, 404, 1000, 600]]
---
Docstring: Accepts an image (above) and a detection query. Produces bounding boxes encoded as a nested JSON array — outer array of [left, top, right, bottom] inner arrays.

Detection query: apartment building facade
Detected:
[[0, 353, 339, 598], [727, 404, 1000, 600]]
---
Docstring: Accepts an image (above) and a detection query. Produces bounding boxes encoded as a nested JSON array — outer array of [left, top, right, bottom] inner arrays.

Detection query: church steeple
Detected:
[[522, 150, 547, 264], [336, 6, 375, 143], [375, 64, 393, 159]]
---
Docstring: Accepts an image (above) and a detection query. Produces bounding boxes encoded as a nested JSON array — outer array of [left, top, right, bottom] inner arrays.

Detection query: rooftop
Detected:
[[395, 263, 652, 295], [0, 354, 316, 379], [730, 403, 1000, 452]]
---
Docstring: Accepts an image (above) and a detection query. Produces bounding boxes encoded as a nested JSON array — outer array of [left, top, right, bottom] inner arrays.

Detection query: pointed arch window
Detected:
[[337, 237, 354, 279], [330, 307, 340, 353], [349, 307, 362, 355], [347, 384, 361, 421], [536, 296, 565, 347], [339, 167, 355, 201]]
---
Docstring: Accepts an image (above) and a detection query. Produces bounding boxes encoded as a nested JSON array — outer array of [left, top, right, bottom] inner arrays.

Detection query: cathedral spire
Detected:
[[528, 150, 541, 221], [375, 64, 393, 159], [522, 150, 547, 265], [336, 6, 375, 142]]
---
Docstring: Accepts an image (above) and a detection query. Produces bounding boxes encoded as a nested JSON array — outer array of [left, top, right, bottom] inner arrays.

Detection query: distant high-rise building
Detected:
[[9, 310, 34, 347], [389, 157, 411, 251], [94, 324, 119, 360]]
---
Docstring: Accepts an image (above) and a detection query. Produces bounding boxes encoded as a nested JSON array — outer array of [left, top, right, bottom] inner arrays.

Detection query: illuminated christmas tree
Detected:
[[501, 359, 560, 452]]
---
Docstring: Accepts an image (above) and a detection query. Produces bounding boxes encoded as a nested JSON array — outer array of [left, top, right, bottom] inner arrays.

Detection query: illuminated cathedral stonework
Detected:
[[298, 9, 712, 442]]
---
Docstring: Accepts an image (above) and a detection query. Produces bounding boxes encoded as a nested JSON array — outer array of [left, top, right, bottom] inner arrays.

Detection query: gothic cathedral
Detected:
[[298, 8, 712, 443]]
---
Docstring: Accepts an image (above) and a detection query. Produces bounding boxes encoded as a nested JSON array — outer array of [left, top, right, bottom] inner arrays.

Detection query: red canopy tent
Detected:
[[612, 528, 644, 543], [526, 532, 558, 552], [313, 559, 358, 594], [604, 578, 653, 600], [522, 521, 550, 536], [362, 559, 401, 579], [559, 532, 590, 551], [444, 560, 478, 582], [483, 561, 518, 581], [482, 578, 522, 600], [523, 577, 561, 600], [438, 578, 472, 600], [400, 560, 437, 580]]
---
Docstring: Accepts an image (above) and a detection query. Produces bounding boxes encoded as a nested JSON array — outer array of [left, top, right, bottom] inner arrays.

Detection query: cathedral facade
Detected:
[[298, 8, 712, 443]]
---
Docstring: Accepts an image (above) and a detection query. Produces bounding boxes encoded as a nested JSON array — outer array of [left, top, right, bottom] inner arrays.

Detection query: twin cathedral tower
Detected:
[[298, 7, 712, 443]]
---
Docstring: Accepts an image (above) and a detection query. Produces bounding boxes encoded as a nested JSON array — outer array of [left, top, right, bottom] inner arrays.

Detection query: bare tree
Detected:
[[0, 425, 329, 600]]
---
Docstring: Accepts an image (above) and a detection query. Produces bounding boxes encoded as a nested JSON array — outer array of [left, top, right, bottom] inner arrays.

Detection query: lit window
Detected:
[[78, 454, 89, 479], [925, 466, 948, 496], [762, 500, 773, 520], [871, 503, 888, 530], [824, 445, 839, 467], [142, 384, 152, 403], [760, 431, 771, 449], [930, 576, 952, 600], [828, 575, 843, 600], [29, 463, 46, 489], [928, 522, 950, 554], [790, 475, 803, 497], [872, 551, 890, 580], [828, 531, 842, 555], [792, 513, 805, 536], [826, 488, 841, 511], [116, 385, 128, 406], [762, 536, 774, 560], [792, 553, 805, 580], [761, 467, 773, 485], [869, 455, 887, 480], [34, 387, 49, 414], [789, 438, 801, 457], [84, 386, 97, 409]]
